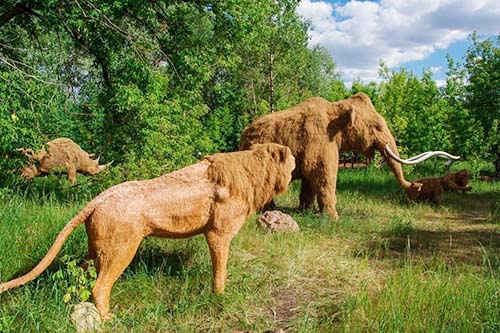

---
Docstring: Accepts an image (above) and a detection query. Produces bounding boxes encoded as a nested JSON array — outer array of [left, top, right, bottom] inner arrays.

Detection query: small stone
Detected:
[[258, 211, 299, 233], [70, 302, 101, 333]]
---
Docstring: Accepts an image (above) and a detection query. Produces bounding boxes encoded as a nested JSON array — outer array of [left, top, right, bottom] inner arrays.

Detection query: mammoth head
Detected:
[[336, 93, 391, 157], [335, 93, 460, 189]]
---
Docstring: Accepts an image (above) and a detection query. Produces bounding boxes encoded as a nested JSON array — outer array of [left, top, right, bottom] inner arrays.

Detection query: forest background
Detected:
[[1, 0, 499, 191]]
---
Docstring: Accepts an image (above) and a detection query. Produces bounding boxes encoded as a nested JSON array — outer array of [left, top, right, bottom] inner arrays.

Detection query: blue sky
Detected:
[[297, 0, 500, 85]]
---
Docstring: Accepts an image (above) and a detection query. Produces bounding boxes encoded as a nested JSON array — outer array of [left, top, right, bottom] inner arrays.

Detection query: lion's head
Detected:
[[206, 143, 295, 212]]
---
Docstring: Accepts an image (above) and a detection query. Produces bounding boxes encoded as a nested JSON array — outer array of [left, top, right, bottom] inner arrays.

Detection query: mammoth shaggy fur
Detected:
[[240, 93, 418, 220], [406, 169, 471, 205], [17, 138, 110, 184], [0, 143, 295, 320]]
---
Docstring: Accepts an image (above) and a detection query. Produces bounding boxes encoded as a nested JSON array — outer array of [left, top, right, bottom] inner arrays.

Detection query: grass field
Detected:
[[1, 166, 499, 332]]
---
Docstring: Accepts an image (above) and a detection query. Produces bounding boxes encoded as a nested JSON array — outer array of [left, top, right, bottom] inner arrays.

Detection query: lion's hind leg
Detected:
[[82, 221, 97, 270], [92, 235, 143, 320]]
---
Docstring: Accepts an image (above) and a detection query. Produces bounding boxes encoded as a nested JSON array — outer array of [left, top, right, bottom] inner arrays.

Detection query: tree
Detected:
[[463, 33, 500, 178], [377, 65, 451, 157]]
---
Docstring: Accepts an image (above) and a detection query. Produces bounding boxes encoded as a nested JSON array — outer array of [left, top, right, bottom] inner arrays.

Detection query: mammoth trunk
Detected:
[[383, 142, 412, 189]]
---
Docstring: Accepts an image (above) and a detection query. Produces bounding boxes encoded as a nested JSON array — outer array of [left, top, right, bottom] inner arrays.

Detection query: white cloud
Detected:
[[435, 79, 447, 87], [428, 66, 442, 74], [297, 0, 500, 82]]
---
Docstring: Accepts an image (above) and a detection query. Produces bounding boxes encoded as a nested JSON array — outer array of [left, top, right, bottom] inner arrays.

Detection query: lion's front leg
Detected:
[[205, 202, 247, 294], [205, 231, 231, 294]]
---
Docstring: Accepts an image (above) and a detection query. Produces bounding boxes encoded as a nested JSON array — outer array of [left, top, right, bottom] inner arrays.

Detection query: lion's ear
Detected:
[[279, 146, 291, 162], [270, 146, 289, 163]]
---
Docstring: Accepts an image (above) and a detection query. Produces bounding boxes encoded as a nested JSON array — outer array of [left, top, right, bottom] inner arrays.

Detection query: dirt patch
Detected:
[[271, 288, 298, 326], [378, 229, 500, 263], [358, 191, 500, 265]]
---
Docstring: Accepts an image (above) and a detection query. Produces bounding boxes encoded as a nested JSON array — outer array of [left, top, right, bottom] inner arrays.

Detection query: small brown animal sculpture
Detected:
[[240, 92, 459, 219], [17, 138, 111, 184], [0, 143, 295, 320], [479, 175, 493, 182], [406, 170, 472, 205]]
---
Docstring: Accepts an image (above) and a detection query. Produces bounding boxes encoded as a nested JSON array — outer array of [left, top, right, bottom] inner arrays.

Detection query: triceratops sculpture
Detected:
[[17, 138, 111, 184]]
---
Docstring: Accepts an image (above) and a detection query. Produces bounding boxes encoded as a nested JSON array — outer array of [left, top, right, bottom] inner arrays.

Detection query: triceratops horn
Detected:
[[97, 160, 113, 173]]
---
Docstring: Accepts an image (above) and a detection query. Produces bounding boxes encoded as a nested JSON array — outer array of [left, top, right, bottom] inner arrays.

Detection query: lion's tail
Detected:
[[0, 203, 95, 292]]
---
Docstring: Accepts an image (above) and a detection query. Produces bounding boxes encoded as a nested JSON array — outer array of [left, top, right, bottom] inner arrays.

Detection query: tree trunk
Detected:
[[268, 42, 275, 112]]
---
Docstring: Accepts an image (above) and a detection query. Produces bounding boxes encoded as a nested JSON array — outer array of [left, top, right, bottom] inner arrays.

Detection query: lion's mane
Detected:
[[206, 143, 293, 212]]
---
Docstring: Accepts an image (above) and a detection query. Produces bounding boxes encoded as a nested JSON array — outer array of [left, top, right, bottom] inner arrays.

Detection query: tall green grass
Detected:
[[0, 167, 499, 332], [342, 265, 500, 332]]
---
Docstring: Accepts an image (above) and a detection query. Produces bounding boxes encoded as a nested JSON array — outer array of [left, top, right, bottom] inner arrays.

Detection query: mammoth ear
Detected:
[[348, 105, 357, 127]]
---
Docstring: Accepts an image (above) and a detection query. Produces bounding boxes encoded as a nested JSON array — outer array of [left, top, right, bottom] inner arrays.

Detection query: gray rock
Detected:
[[70, 302, 101, 333], [258, 211, 299, 233]]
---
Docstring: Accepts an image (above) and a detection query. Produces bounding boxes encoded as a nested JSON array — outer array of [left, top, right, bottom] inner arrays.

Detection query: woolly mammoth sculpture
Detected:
[[17, 138, 111, 184], [0, 143, 295, 320], [406, 169, 472, 205], [240, 93, 460, 220]]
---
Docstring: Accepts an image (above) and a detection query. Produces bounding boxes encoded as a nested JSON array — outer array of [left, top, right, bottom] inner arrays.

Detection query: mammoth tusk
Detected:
[[405, 151, 459, 162], [384, 144, 460, 165]]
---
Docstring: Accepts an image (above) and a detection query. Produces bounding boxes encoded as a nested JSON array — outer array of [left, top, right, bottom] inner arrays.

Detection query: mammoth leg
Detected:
[[205, 231, 232, 294], [299, 178, 315, 210], [92, 235, 142, 320], [314, 150, 339, 221], [316, 184, 339, 220]]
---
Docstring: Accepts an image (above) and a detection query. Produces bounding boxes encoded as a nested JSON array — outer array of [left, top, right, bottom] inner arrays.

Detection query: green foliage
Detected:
[[377, 66, 452, 156], [1, 168, 499, 331], [2, 1, 496, 186], [451, 33, 500, 177], [52, 256, 97, 304], [346, 266, 500, 332], [387, 216, 414, 237], [0, 0, 343, 188]]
